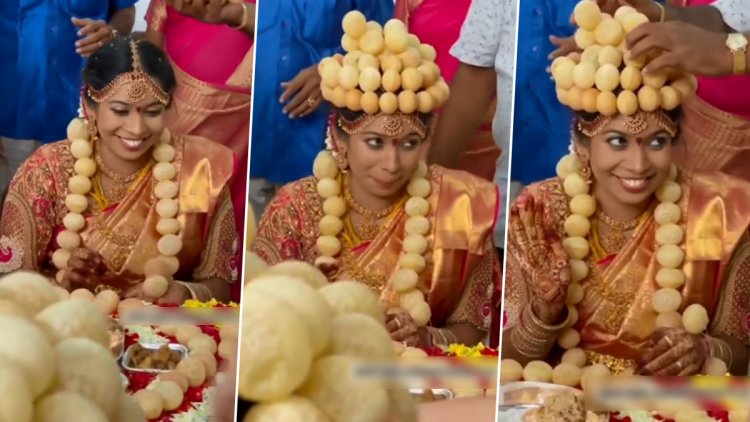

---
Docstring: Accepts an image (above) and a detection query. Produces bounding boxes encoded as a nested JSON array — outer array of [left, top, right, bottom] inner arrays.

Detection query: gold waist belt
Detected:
[[585, 350, 637, 375]]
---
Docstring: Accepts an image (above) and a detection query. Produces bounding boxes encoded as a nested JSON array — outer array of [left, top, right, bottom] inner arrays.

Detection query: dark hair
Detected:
[[82, 36, 176, 105], [572, 107, 682, 144], [331, 108, 434, 140]]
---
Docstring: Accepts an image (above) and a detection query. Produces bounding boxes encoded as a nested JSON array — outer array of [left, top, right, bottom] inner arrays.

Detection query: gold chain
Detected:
[[594, 210, 647, 255], [343, 174, 406, 241], [95, 153, 142, 183]]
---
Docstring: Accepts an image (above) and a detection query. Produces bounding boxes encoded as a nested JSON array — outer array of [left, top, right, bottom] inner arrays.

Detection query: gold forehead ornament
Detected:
[[577, 110, 678, 138], [87, 40, 170, 105], [337, 111, 427, 139]]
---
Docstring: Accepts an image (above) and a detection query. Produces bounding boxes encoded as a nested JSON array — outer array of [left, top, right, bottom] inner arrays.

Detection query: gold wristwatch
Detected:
[[726, 33, 748, 75]]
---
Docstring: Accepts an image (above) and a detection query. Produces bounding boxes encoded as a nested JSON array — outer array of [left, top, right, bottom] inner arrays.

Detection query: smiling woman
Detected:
[[501, 15, 750, 378], [0, 36, 238, 304], [251, 12, 503, 350]]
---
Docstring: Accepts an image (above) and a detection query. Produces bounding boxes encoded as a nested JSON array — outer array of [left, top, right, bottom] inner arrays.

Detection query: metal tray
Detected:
[[409, 388, 455, 402], [122, 342, 189, 374]]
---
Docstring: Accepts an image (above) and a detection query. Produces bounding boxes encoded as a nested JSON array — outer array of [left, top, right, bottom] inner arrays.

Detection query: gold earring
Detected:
[[579, 156, 591, 181], [334, 153, 348, 173]]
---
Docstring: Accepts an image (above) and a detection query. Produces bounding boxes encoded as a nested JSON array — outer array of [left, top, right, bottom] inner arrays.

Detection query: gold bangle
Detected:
[[656, 2, 666, 22], [232, 2, 250, 30]]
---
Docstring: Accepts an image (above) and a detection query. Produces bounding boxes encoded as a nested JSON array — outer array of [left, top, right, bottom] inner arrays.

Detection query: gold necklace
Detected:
[[594, 210, 645, 254], [95, 153, 142, 183], [343, 175, 401, 241]]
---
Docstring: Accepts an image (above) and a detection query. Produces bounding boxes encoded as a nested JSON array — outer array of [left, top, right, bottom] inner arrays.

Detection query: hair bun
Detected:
[[318, 12, 449, 115]]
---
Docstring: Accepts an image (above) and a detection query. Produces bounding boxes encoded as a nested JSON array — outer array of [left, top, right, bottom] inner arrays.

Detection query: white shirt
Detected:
[[450, 0, 517, 246], [713, 0, 750, 32]]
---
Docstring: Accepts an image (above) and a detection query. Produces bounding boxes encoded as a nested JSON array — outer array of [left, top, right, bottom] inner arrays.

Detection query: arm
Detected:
[[109, 6, 136, 35], [430, 0, 499, 167], [145, 0, 167, 48], [426, 239, 500, 347], [188, 188, 238, 303], [0, 151, 58, 274], [429, 64, 496, 167], [707, 234, 750, 375]]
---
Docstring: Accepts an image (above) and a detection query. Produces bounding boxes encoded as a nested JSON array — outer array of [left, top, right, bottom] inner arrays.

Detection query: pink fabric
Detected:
[[396, 0, 472, 84], [162, 1, 255, 91], [686, 0, 750, 119]]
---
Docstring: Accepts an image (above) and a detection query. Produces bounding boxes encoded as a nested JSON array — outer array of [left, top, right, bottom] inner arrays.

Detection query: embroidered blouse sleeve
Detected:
[[192, 187, 239, 283], [0, 150, 60, 273], [445, 239, 500, 331], [250, 184, 306, 265], [711, 234, 750, 345]]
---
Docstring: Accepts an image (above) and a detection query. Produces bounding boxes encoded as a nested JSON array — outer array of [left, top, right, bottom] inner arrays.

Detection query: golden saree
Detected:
[[252, 165, 502, 330], [504, 172, 750, 372], [0, 136, 239, 296]]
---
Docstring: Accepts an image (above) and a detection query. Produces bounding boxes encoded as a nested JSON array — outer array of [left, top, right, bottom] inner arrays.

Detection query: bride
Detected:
[[252, 12, 502, 349], [0, 37, 238, 304], [502, 7, 750, 377]]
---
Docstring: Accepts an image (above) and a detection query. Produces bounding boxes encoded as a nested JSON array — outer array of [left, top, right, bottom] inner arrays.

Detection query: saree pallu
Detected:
[[503, 173, 750, 372], [675, 95, 750, 180], [396, 0, 500, 181], [252, 165, 502, 337], [0, 136, 239, 297]]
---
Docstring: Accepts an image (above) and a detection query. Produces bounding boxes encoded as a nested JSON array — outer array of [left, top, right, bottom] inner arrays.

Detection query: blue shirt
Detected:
[[250, 0, 393, 184], [0, 0, 136, 143], [511, 0, 577, 185]]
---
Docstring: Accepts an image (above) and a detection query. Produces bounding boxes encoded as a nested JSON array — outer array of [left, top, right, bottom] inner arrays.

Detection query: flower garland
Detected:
[[555, 153, 725, 375], [312, 137, 433, 326], [54, 111, 183, 300]]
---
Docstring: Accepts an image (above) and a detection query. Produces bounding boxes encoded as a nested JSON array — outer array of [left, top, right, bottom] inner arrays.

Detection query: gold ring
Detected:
[[98, 41, 104, 48], [306, 97, 316, 106], [676, 361, 682, 370], [664, 336, 673, 347], [394, 318, 402, 329]]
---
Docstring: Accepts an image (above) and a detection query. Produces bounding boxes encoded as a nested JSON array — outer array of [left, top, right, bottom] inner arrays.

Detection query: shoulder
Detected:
[[272, 176, 320, 210]]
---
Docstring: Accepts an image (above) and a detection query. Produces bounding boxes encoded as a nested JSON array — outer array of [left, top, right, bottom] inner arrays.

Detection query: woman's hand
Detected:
[[386, 308, 421, 347], [638, 327, 709, 376], [71, 18, 116, 57], [510, 195, 571, 325], [61, 247, 106, 290], [279, 65, 323, 118]]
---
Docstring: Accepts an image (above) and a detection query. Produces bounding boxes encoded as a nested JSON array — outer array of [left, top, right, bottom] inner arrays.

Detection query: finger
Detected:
[[520, 197, 537, 241], [546, 229, 568, 260], [627, 29, 671, 58], [279, 76, 305, 104], [658, 355, 691, 376], [677, 361, 702, 376], [643, 337, 682, 374], [284, 85, 316, 117], [297, 99, 321, 118], [533, 200, 545, 241], [71, 17, 93, 29], [66, 256, 90, 272], [642, 53, 679, 75], [385, 319, 401, 333], [77, 27, 110, 47], [641, 329, 673, 363], [550, 35, 564, 47], [509, 205, 529, 246]]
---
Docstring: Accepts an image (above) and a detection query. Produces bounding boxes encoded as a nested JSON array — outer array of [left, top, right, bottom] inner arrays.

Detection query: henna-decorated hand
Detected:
[[386, 308, 421, 347], [638, 327, 708, 376], [510, 195, 571, 325], [62, 247, 106, 291]]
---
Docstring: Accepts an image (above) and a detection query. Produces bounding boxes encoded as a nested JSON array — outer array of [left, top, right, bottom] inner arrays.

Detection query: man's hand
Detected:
[[627, 21, 734, 76], [72, 18, 115, 57], [549, 35, 579, 60], [279, 65, 323, 118]]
